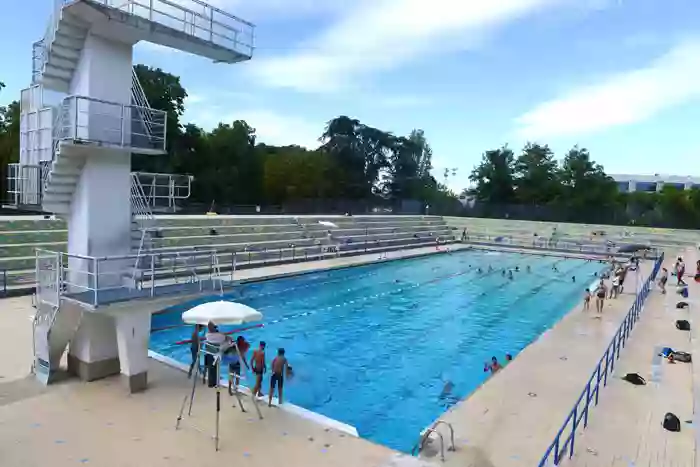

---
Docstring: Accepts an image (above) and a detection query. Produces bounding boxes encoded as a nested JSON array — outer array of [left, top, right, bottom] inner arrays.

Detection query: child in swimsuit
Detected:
[[269, 348, 291, 406], [250, 341, 266, 397], [583, 289, 591, 310]]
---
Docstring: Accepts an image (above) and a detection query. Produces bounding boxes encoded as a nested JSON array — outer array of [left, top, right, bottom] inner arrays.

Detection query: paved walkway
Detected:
[[564, 250, 696, 467], [427, 258, 659, 466]]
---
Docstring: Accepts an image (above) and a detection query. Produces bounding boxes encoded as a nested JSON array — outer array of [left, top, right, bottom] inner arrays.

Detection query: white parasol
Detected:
[[182, 300, 263, 326], [318, 220, 339, 228]]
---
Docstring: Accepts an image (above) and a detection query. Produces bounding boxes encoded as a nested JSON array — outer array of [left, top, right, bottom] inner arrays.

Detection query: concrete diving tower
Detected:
[[18, 0, 254, 392]]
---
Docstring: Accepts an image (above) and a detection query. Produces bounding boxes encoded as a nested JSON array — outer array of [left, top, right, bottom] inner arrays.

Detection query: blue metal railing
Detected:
[[538, 252, 665, 466]]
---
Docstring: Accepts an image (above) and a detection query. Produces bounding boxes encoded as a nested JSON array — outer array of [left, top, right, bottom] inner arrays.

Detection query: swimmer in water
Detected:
[[526, 265, 531, 273], [502, 269, 506, 276], [484, 356, 502, 374], [508, 270, 513, 280], [515, 266, 519, 272], [477, 267, 483, 274], [572, 276, 576, 283]]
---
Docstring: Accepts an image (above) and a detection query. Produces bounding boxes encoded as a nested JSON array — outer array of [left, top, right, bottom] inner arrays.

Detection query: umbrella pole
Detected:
[[215, 355, 221, 452]]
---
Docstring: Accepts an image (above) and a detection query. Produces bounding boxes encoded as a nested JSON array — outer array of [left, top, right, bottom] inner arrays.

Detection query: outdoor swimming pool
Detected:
[[149, 249, 604, 452]]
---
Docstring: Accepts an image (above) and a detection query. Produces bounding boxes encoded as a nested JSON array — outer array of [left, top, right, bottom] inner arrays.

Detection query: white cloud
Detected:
[[188, 109, 321, 149], [514, 38, 700, 139], [249, 0, 562, 93]]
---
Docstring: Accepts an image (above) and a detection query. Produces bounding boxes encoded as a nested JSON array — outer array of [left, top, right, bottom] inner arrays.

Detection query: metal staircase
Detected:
[[32, 1, 90, 93]]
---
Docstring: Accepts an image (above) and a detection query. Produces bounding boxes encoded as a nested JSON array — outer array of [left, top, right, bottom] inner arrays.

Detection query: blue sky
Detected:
[[3, 0, 700, 191]]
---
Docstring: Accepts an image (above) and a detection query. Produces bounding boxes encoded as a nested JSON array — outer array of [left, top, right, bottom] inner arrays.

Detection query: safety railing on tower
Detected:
[[40, 248, 224, 309], [133, 171, 193, 211], [538, 252, 665, 466], [4, 162, 51, 208], [131, 67, 156, 141], [31, 0, 65, 84], [54, 95, 167, 153], [105, 0, 255, 58]]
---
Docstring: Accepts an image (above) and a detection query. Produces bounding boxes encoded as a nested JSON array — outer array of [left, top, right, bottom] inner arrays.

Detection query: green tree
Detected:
[[0, 100, 20, 201], [514, 142, 560, 204], [468, 146, 516, 204], [557, 146, 619, 222], [133, 64, 187, 173]]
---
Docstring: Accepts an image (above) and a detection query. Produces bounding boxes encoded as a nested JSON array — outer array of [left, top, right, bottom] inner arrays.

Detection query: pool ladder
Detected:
[[412, 420, 456, 461]]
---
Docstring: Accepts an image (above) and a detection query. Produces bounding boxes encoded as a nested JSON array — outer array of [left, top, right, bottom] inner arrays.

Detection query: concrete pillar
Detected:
[[114, 310, 152, 393], [68, 313, 120, 381]]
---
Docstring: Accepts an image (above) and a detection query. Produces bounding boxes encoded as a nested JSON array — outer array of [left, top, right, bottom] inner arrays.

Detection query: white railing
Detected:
[[134, 171, 193, 211], [35, 249, 61, 314], [130, 172, 155, 223], [32, 0, 68, 84], [45, 248, 224, 309], [54, 95, 167, 153], [105, 0, 255, 58], [4, 162, 51, 208], [131, 67, 156, 141]]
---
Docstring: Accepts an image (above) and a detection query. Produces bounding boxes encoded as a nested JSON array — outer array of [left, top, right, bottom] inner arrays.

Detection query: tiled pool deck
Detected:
[[0, 244, 693, 466]]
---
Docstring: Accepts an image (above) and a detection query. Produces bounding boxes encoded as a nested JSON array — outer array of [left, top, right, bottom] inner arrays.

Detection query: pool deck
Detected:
[[565, 248, 696, 467], [0, 243, 692, 466], [421, 253, 670, 466]]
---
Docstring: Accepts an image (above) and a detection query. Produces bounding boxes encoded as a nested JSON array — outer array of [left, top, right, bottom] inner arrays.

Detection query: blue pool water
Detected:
[[149, 250, 604, 452]]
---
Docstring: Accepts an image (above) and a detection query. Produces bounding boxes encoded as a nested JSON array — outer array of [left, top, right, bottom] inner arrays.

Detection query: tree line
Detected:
[[1, 67, 699, 228], [466, 144, 700, 228]]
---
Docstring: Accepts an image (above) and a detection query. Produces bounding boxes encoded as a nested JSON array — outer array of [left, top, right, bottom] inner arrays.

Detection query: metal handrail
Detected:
[[412, 428, 446, 461], [101, 0, 255, 57], [131, 67, 155, 141], [54, 94, 167, 152], [538, 252, 665, 466]]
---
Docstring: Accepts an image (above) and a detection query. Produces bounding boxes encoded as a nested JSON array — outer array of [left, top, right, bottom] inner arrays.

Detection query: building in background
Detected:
[[611, 174, 700, 193]]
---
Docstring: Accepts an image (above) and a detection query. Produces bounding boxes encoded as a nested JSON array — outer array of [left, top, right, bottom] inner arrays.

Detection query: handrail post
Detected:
[[93, 257, 99, 307], [209, 8, 214, 42], [584, 383, 591, 427], [149, 0, 153, 21], [570, 407, 577, 458], [595, 364, 601, 405], [150, 254, 155, 297]]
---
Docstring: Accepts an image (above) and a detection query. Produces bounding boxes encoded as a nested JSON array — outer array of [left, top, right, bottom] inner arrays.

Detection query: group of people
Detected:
[[584, 260, 630, 313], [657, 257, 696, 294], [188, 322, 293, 406], [483, 354, 513, 374]]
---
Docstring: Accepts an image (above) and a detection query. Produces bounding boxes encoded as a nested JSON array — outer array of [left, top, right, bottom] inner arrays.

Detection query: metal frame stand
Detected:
[[175, 341, 263, 451]]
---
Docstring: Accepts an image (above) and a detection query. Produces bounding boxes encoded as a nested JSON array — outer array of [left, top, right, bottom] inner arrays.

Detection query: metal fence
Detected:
[[538, 252, 664, 466]]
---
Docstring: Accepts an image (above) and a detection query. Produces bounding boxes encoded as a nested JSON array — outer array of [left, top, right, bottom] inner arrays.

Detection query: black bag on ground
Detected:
[[622, 373, 646, 386], [676, 301, 689, 309], [663, 412, 681, 432], [676, 320, 691, 331], [672, 351, 692, 363]]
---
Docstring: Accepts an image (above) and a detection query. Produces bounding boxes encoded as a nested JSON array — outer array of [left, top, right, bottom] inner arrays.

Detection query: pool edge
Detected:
[[147, 350, 360, 438]]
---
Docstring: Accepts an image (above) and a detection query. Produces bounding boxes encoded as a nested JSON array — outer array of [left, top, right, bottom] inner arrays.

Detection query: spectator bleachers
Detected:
[[0, 215, 455, 292]]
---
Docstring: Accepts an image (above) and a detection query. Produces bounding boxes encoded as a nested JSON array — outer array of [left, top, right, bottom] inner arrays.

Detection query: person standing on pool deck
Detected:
[[595, 280, 607, 314], [269, 348, 290, 406], [583, 288, 591, 310], [251, 341, 267, 397], [676, 257, 687, 286], [658, 267, 668, 294], [187, 324, 204, 379]]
